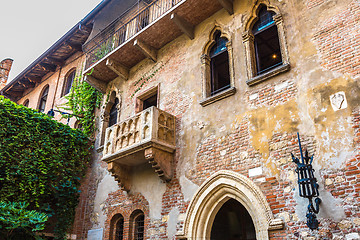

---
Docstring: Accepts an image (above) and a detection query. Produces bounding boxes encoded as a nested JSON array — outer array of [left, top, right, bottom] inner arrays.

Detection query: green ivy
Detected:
[[0, 201, 48, 240], [0, 96, 91, 239], [62, 69, 103, 137]]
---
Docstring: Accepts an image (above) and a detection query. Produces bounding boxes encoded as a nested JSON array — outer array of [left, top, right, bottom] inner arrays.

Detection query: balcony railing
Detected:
[[102, 106, 175, 163], [83, 0, 182, 70]]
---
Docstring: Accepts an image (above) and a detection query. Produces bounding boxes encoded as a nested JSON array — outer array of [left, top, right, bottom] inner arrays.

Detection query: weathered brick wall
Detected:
[[313, 0, 360, 77], [68, 0, 360, 239], [0, 58, 13, 90]]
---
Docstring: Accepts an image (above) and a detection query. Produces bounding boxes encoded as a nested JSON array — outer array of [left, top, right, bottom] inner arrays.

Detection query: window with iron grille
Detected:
[[115, 217, 124, 240], [134, 213, 144, 240]]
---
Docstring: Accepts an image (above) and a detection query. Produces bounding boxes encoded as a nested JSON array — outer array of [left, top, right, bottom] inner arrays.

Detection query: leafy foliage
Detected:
[[62, 69, 103, 137], [0, 96, 91, 239], [0, 201, 48, 240]]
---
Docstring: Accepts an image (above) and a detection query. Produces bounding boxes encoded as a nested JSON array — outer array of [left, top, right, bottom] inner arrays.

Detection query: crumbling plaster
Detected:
[[89, 0, 360, 238]]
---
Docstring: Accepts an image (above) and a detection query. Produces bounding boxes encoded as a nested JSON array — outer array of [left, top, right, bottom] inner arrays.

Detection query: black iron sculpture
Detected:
[[291, 133, 321, 230]]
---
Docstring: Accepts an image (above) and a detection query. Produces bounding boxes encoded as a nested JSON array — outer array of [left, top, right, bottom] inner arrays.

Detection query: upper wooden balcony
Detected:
[[82, 0, 232, 90], [102, 106, 176, 191]]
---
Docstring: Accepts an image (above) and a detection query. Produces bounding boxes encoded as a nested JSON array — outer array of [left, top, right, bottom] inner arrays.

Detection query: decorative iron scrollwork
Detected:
[[291, 133, 321, 230]]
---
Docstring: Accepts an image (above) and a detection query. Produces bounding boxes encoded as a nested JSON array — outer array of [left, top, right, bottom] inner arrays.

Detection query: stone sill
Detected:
[[200, 87, 236, 107], [246, 63, 290, 86]]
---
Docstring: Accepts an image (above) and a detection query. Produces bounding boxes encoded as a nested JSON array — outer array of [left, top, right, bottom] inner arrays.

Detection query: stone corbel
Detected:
[[170, 13, 194, 40], [145, 147, 173, 182], [134, 39, 157, 62], [107, 162, 131, 192], [84, 75, 107, 94], [106, 58, 129, 80], [217, 0, 234, 15]]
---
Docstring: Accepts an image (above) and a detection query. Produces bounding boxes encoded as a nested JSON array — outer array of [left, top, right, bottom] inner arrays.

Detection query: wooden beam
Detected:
[[46, 57, 64, 66], [39, 63, 57, 72], [133, 39, 157, 62], [84, 75, 107, 94], [25, 76, 42, 83], [106, 58, 129, 80], [217, 0, 233, 15], [19, 79, 35, 88], [5, 90, 23, 97], [170, 13, 194, 40], [66, 42, 83, 52]]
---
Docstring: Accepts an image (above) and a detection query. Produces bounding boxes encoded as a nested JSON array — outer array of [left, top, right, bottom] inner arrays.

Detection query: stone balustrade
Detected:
[[101, 106, 176, 191]]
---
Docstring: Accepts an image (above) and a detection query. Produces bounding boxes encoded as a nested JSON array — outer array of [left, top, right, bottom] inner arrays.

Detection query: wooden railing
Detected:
[[83, 0, 182, 70]]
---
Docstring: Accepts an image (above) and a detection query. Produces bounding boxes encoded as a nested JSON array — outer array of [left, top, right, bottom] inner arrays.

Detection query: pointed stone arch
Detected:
[[200, 25, 236, 106], [177, 170, 283, 240], [98, 87, 122, 148], [242, 1, 290, 85]]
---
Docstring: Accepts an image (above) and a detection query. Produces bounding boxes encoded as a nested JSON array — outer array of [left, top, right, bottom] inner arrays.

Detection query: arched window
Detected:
[[134, 213, 144, 240], [242, 3, 290, 86], [109, 98, 119, 127], [200, 27, 236, 107], [209, 31, 231, 96], [38, 86, 49, 113], [62, 69, 76, 96], [130, 210, 145, 240], [110, 214, 124, 240], [211, 199, 256, 240], [23, 99, 29, 107], [252, 6, 282, 75]]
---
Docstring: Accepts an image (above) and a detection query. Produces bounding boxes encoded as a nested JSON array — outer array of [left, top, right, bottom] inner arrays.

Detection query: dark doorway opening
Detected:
[[211, 199, 256, 240]]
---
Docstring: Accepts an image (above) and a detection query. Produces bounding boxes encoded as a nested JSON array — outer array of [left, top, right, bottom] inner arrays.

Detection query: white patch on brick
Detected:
[[220, 150, 227, 156], [330, 91, 347, 111], [346, 233, 359, 240], [249, 167, 262, 177], [255, 177, 266, 182], [275, 81, 288, 92], [249, 93, 258, 100], [88, 229, 103, 240]]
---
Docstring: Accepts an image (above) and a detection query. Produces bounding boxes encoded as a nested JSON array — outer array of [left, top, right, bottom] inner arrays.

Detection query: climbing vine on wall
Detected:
[[62, 69, 103, 137], [0, 96, 91, 239], [130, 59, 169, 98]]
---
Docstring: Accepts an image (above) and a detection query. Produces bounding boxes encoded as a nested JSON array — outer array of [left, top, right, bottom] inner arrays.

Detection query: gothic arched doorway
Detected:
[[211, 198, 256, 240], [177, 170, 284, 240]]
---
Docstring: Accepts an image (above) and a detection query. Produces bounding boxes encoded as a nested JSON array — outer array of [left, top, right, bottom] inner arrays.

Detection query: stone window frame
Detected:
[[38, 84, 50, 113], [199, 25, 236, 107], [109, 213, 125, 240], [176, 170, 284, 240], [61, 68, 76, 97], [98, 89, 122, 151], [135, 85, 159, 114], [242, 2, 290, 86]]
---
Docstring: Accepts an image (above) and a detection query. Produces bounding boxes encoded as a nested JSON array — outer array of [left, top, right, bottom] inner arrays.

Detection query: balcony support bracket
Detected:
[[217, 0, 233, 15], [170, 13, 194, 40], [106, 58, 129, 80], [145, 147, 173, 182], [134, 39, 157, 62], [84, 75, 107, 94], [108, 162, 131, 192]]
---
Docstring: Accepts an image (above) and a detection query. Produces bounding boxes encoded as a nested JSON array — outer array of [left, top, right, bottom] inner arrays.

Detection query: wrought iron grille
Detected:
[[83, 0, 183, 70]]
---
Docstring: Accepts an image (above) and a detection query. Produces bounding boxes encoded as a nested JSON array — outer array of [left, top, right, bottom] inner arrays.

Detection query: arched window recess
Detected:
[[200, 26, 236, 107], [243, 3, 290, 86], [38, 85, 49, 113]]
